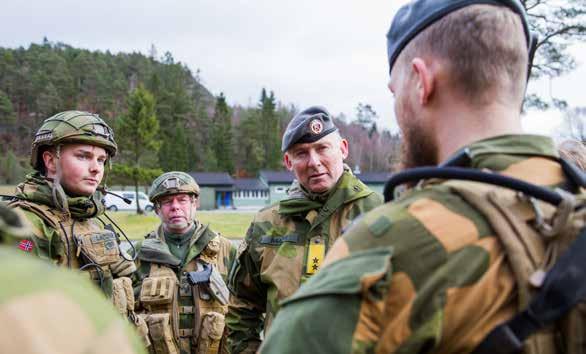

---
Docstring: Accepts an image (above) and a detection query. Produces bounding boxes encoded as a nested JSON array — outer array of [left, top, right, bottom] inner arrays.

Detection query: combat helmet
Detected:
[[31, 111, 117, 171], [148, 172, 200, 203]]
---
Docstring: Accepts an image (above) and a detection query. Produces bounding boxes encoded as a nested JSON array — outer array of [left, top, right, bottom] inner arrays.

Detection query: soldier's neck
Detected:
[[433, 103, 523, 165]]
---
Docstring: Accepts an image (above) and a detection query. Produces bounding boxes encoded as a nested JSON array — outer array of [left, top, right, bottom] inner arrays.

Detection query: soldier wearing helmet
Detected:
[[0, 202, 147, 354], [9, 111, 138, 303], [130, 171, 236, 354]]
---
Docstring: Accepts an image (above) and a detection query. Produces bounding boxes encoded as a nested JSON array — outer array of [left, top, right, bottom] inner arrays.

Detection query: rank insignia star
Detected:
[[312, 257, 319, 264], [312, 264, 319, 271]]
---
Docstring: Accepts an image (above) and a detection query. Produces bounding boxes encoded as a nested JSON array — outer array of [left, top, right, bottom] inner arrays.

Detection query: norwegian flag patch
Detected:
[[18, 239, 34, 252]]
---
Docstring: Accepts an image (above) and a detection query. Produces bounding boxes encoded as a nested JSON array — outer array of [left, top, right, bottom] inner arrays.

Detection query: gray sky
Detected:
[[1, 0, 584, 135]]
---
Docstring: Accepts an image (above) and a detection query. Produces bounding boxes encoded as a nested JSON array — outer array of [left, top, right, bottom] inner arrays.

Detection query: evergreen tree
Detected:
[[116, 85, 161, 213], [258, 88, 281, 170], [211, 93, 234, 173], [0, 90, 15, 124]]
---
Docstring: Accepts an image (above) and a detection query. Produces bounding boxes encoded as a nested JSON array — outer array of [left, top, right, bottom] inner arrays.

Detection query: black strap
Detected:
[[383, 167, 563, 205], [473, 227, 586, 354]]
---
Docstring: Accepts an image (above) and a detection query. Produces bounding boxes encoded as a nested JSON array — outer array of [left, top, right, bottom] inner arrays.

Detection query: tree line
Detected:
[[0, 40, 400, 185]]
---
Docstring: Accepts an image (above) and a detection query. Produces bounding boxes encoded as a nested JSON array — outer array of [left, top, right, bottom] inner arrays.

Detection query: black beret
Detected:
[[386, 0, 532, 76], [281, 106, 337, 152]]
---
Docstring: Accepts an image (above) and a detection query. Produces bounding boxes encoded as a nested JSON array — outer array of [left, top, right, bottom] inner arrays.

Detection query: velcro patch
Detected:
[[259, 234, 299, 246], [368, 216, 392, 238]]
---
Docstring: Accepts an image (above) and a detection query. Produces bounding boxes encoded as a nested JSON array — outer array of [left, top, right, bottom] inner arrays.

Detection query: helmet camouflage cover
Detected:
[[148, 172, 200, 203], [31, 111, 117, 171]]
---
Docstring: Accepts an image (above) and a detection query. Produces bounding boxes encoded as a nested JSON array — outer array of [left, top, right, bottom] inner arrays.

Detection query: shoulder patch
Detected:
[[368, 216, 392, 238]]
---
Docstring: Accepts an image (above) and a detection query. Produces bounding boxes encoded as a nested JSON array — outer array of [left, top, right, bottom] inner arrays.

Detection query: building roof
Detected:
[[234, 178, 268, 191], [356, 172, 392, 184], [188, 172, 234, 186], [259, 170, 295, 184]]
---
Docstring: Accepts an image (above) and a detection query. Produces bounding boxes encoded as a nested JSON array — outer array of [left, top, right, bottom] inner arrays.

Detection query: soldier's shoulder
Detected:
[[0, 247, 145, 353], [255, 202, 280, 220], [343, 184, 489, 252]]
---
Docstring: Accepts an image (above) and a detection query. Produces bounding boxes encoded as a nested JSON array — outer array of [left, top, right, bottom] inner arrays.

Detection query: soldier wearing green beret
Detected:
[[9, 111, 137, 302], [226, 106, 383, 353], [0, 202, 146, 354], [131, 171, 236, 354], [262, 1, 586, 353]]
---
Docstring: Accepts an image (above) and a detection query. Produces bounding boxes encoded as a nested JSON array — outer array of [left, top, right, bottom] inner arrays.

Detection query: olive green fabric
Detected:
[[15, 172, 105, 219], [0, 247, 145, 354], [165, 224, 196, 263], [0, 202, 32, 243], [261, 247, 393, 354], [132, 222, 237, 354], [9, 172, 125, 298], [226, 170, 383, 353], [261, 135, 575, 354]]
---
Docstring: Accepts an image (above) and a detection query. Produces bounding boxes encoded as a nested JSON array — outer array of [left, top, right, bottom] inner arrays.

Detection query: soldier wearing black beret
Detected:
[[225, 106, 383, 352]]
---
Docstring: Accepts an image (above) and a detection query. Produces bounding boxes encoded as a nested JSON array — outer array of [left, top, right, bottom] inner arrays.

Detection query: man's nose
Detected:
[[89, 158, 100, 173], [307, 150, 321, 167]]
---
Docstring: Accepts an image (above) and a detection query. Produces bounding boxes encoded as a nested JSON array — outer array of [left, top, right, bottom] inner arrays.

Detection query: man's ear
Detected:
[[283, 153, 293, 170], [41, 150, 58, 177], [340, 139, 349, 159], [411, 57, 435, 105]]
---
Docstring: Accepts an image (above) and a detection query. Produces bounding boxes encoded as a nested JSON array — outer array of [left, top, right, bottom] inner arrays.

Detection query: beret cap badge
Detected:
[[309, 119, 324, 135]]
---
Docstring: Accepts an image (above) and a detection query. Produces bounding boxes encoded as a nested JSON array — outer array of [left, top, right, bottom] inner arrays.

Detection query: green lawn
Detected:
[[105, 211, 253, 240]]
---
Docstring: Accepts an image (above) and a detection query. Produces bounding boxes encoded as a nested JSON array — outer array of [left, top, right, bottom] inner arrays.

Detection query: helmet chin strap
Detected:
[[51, 145, 70, 214]]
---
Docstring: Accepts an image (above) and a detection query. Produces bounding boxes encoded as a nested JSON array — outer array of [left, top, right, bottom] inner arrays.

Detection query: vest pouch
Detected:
[[196, 312, 225, 354], [140, 313, 180, 354], [140, 276, 178, 307], [75, 229, 120, 266]]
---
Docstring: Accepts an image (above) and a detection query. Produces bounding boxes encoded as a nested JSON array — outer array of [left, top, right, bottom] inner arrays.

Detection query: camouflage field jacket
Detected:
[[226, 171, 382, 353], [261, 135, 575, 354]]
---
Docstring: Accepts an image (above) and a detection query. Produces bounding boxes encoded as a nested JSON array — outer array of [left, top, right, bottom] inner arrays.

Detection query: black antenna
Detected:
[[98, 187, 132, 204]]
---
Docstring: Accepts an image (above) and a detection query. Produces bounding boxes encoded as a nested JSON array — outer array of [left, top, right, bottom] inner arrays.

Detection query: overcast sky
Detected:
[[1, 0, 584, 136]]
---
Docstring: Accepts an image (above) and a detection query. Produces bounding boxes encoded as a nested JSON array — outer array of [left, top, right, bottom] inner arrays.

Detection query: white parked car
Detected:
[[103, 190, 154, 212]]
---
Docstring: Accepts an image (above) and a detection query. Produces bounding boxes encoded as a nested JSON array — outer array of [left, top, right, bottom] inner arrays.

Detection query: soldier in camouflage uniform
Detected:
[[9, 111, 137, 301], [262, 1, 586, 353], [0, 202, 146, 354], [131, 171, 236, 354], [227, 106, 383, 352]]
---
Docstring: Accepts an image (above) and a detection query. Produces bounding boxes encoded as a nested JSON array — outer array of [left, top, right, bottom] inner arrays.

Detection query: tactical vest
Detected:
[[137, 226, 230, 354], [9, 199, 121, 296], [444, 179, 586, 354]]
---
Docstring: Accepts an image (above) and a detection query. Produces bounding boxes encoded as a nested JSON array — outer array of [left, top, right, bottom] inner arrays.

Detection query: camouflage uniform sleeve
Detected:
[[18, 209, 62, 262], [346, 191, 383, 223], [260, 246, 393, 354], [226, 220, 267, 353]]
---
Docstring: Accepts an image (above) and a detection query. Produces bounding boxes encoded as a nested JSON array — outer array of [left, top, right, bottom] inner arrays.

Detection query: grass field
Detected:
[[105, 210, 253, 240]]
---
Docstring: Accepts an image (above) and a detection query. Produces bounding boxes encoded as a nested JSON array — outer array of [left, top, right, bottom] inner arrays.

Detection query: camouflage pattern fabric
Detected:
[[132, 221, 236, 354], [0, 248, 146, 354], [0, 203, 145, 354], [226, 171, 383, 353], [261, 134, 572, 354], [10, 173, 124, 297]]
